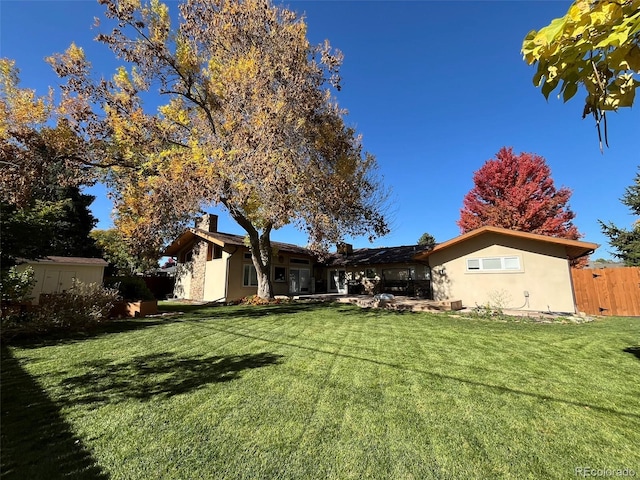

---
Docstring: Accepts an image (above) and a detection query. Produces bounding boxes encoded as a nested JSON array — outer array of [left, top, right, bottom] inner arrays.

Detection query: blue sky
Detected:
[[1, 0, 638, 259]]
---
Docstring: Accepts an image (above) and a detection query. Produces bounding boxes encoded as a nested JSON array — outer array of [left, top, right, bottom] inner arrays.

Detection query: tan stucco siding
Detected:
[[203, 255, 228, 301], [175, 252, 239, 301], [428, 233, 576, 313], [226, 248, 254, 301], [225, 247, 315, 300], [173, 242, 317, 301], [17, 263, 105, 305], [173, 263, 193, 299]]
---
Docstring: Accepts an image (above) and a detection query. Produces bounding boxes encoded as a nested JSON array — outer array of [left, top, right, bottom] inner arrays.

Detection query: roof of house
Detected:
[[164, 228, 314, 257], [414, 226, 599, 261], [326, 244, 431, 267], [19, 256, 108, 266]]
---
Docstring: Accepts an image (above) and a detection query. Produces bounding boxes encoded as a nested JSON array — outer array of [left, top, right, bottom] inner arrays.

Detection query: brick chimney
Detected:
[[336, 242, 353, 255], [195, 213, 218, 232]]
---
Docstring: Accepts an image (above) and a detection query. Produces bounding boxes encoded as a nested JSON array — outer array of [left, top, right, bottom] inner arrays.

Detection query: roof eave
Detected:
[[413, 226, 600, 261]]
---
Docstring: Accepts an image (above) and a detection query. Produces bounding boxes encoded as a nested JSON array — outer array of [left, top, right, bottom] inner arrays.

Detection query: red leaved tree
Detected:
[[458, 147, 582, 241]]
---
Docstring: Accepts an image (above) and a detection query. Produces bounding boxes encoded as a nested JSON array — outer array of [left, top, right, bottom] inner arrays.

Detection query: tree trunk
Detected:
[[255, 266, 273, 299], [251, 228, 274, 300], [226, 207, 274, 300]]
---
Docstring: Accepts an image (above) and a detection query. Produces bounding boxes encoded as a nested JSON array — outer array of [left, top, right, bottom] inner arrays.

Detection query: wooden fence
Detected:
[[571, 267, 640, 316]]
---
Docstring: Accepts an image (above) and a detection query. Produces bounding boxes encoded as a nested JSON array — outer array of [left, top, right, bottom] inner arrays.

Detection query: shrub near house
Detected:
[[1, 280, 120, 340]]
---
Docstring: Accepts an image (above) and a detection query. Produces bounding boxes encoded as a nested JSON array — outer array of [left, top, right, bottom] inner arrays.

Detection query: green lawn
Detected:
[[2, 302, 639, 479]]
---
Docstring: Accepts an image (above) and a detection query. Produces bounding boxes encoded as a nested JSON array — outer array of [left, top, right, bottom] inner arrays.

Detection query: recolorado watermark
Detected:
[[575, 467, 637, 477]]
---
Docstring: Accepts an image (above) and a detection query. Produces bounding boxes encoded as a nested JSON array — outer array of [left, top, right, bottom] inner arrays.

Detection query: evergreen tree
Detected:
[[600, 168, 640, 266], [1, 186, 100, 266], [417, 233, 436, 249]]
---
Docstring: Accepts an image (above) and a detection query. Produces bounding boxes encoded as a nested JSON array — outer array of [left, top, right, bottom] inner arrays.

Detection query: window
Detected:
[[503, 256, 520, 270], [243, 264, 258, 287], [466, 256, 521, 272], [382, 268, 411, 280], [274, 266, 286, 282], [415, 266, 431, 280], [482, 257, 502, 270], [467, 259, 480, 270], [290, 268, 311, 293], [207, 244, 223, 261]]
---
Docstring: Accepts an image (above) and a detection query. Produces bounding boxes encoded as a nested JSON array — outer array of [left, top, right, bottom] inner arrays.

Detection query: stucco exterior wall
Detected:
[[173, 263, 192, 300], [225, 247, 315, 301], [203, 253, 228, 302], [428, 233, 576, 313], [171, 240, 315, 302], [226, 247, 251, 301]]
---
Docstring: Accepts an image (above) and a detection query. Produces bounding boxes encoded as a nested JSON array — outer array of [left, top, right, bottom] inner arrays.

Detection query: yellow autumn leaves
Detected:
[[522, 0, 639, 149], [522, 0, 639, 109], [0, 59, 51, 137]]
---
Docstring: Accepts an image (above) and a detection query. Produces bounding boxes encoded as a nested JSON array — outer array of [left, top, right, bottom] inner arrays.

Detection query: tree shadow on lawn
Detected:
[[5, 317, 186, 350], [1, 347, 109, 480], [200, 324, 640, 420], [4, 301, 353, 351], [623, 346, 640, 361], [58, 351, 283, 406]]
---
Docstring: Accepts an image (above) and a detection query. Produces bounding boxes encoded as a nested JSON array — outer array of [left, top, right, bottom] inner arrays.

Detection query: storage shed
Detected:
[[16, 256, 108, 304]]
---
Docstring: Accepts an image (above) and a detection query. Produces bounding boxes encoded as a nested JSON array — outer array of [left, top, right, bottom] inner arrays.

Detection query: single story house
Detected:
[[164, 214, 317, 301], [166, 214, 598, 314], [16, 256, 108, 304], [165, 214, 435, 301], [414, 226, 598, 314]]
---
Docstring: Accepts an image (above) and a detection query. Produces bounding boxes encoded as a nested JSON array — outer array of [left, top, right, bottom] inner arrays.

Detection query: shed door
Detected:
[[42, 269, 77, 293], [59, 271, 77, 292], [42, 270, 60, 293]]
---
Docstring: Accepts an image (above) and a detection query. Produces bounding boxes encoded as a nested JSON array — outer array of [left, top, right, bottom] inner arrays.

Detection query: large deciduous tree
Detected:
[[47, 0, 389, 299], [600, 167, 640, 265], [1, 59, 101, 266], [522, 0, 640, 150], [91, 228, 159, 276], [0, 59, 95, 207], [458, 147, 581, 241]]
